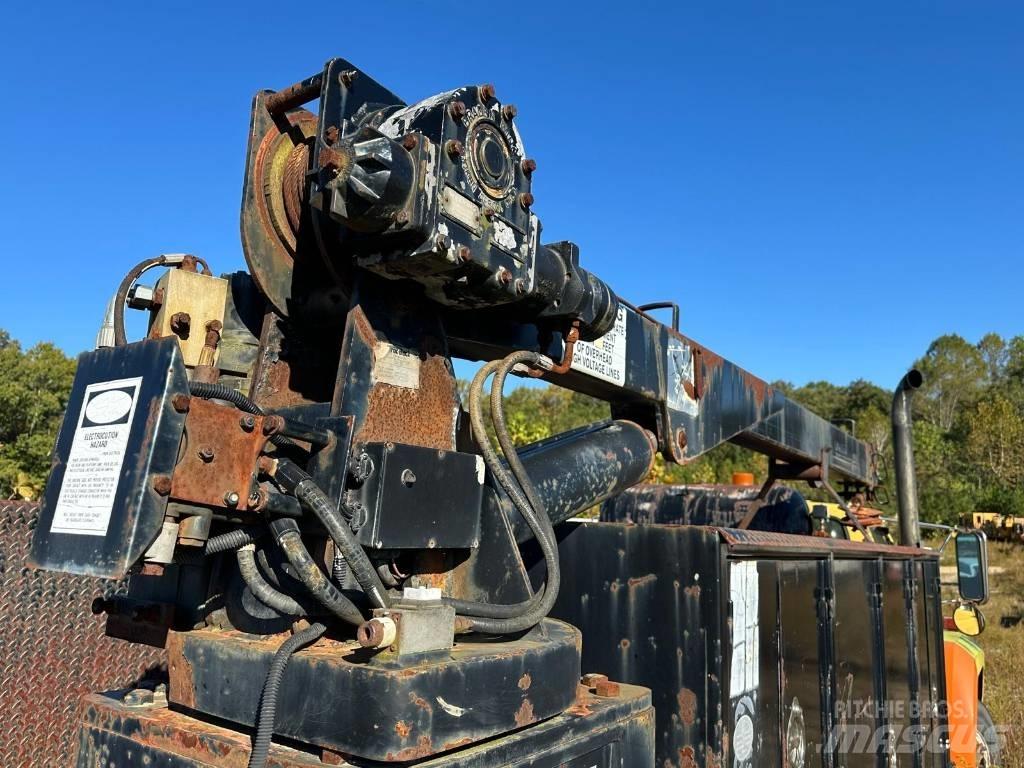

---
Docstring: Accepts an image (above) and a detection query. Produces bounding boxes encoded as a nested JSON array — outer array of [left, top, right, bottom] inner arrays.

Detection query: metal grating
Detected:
[[0, 501, 165, 767]]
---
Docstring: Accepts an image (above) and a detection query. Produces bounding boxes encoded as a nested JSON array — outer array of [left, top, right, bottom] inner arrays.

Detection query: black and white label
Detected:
[[372, 343, 421, 389], [50, 377, 142, 536], [571, 306, 627, 386]]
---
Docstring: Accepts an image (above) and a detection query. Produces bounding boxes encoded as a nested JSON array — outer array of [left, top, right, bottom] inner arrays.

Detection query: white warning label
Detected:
[[372, 343, 421, 389], [729, 560, 760, 695], [571, 306, 627, 386], [50, 377, 142, 537]]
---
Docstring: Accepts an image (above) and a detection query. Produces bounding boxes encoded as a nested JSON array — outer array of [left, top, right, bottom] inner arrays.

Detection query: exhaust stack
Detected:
[[892, 369, 924, 547]]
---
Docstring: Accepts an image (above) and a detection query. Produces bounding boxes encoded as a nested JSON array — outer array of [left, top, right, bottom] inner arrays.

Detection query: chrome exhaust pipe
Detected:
[[892, 369, 924, 547]]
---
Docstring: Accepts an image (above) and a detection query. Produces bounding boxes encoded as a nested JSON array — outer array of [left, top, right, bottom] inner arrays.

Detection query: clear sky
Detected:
[[1, 2, 1020, 388]]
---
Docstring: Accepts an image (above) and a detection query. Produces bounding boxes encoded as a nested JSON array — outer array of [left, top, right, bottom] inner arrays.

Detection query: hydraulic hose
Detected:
[[274, 459, 390, 610], [247, 622, 326, 768], [444, 353, 562, 633], [206, 526, 262, 554], [270, 519, 365, 626], [237, 544, 306, 616]]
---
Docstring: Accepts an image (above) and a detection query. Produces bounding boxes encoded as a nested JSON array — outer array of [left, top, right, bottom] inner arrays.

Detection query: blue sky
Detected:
[[1, 2, 1020, 388]]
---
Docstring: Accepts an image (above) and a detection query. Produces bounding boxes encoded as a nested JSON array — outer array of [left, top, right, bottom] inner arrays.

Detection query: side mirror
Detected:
[[954, 530, 990, 604], [952, 603, 985, 637]]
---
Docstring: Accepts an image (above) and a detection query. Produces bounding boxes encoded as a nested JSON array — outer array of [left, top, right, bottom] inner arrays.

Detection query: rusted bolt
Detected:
[[198, 447, 215, 463], [677, 429, 688, 452], [171, 393, 190, 413], [445, 139, 464, 159], [514, 279, 526, 295], [483, 205, 497, 220], [519, 192, 534, 210], [594, 679, 621, 697], [320, 146, 347, 177], [478, 83, 496, 102], [239, 414, 256, 432], [170, 312, 191, 336], [356, 616, 397, 649], [435, 232, 451, 252], [263, 415, 284, 436], [502, 104, 518, 121], [581, 673, 608, 687], [497, 267, 512, 286], [151, 475, 172, 496], [392, 209, 409, 227], [521, 158, 537, 176], [324, 125, 340, 144], [401, 133, 419, 151], [248, 489, 265, 509], [458, 246, 472, 263], [340, 69, 358, 87], [223, 491, 240, 508], [448, 100, 467, 120], [400, 469, 417, 487]]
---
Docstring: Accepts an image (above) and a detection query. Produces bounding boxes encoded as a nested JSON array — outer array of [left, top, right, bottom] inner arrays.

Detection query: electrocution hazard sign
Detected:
[[50, 377, 142, 537]]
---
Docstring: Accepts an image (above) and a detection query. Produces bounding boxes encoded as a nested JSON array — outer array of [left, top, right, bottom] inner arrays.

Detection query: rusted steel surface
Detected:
[[79, 678, 653, 766], [0, 502, 164, 766], [164, 619, 581, 761], [715, 526, 939, 559], [170, 397, 273, 510], [265, 73, 324, 115]]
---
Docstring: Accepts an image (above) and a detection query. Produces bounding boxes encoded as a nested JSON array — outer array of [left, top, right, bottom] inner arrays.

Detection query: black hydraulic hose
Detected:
[[113, 255, 174, 347], [444, 354, 563, 632], [247, 622, 326, 768], [274, 459, 390, 610], [206, 526, 263, 555], [270, 519, 365, 626], [237, 544, 306, 616]]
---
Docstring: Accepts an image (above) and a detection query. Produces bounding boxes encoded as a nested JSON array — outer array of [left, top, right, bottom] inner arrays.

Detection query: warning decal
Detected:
[[571, 306, 627, 386], [50, 377, 142, 537]]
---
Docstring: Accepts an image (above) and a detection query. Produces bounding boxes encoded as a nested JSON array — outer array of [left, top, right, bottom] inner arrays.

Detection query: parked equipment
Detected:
[[26, 58, 992, 767]]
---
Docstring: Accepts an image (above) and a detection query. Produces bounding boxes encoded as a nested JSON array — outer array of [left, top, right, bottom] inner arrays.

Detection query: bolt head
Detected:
[[519, 192, 534, 210], [198, 447, 215, 462], [324, 125, 340, 144], [449, 100, 467, 120], [497, 267, 512, 286], [478, 83, 496, 102], [514, 279, 526, 295], [340, 69, 358, 87], [502, 103, 518, 121], [445, 139, 464, 158], [392, 209, 409, 227], [151, 475, 172, 495], [171, 393, 190, 413], [594, 679, 621, 697], [223, 491, 240, 507], [170, 312, 191, 335], [401, 133, 419, 151], [521, 158, 537, 175], [458, 246, 472, 263], [435, 233, 450, 252], [239, 414, 256, 432]]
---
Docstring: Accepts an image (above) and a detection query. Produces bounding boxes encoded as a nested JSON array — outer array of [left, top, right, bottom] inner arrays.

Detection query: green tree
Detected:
[[966, 394, 1024, 490], [915, 334, 986, 432], [0, 334, 77, 499]]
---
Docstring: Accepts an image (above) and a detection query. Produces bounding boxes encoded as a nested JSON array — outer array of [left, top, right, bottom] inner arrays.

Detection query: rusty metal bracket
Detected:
[[169, 398, 277, 511]]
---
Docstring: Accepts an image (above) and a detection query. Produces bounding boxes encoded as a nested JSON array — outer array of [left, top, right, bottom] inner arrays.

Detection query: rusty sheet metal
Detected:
[[714, 527, 938, 559], [0, 502, 164, 766], [170, 397, 273, 510]]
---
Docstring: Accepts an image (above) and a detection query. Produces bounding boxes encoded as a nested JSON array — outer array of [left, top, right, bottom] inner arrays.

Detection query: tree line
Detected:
[[1, 328, 1021, 524]]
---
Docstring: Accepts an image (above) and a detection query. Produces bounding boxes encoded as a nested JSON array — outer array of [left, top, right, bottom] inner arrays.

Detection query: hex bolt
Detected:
[[151, 475, 172, 496], [478, 83, 496, 102], [263, 415, 284, 436], [677, 429, 688, 452], [497, 267, 512, 286], [357, 616, 397, 649], [171, 393, 190, 413], [514, 279, 526, 295], [502, 103, 518, 121], [594, 679, 621, 697], [448, 100, 467, 120], [521, 158, 537, 175], [324, 125, 340, 144], [248, 490, 264, 509], [581, 673, 609, 687], [392, 209, 409, 227], [170, 312, 191, 336], [239, 414, 257, 432], [483, 205, 497, 220], [401, 133, 419, 151], [400, 469, 417, 487], [445, 139, 464, 159], [198, 447, 215, 463], [458, 246, 472, 263], [519, 192, 534, 210], [223, 491, 240, 508], [435, 233, 450, 252], [340, 69, 358, 87]]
